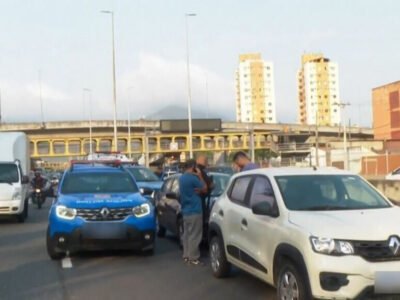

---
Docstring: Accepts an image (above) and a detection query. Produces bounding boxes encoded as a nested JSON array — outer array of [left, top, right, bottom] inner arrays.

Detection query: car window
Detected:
[[126, 167, 159, 182], [61, 172, 138, 194], [249, 176, 275, 208], [229, 176, 252, 205], [171, 178, 180, 195], [393, 168, 400, 175], [162, 178, 174, 193], [276, 175, 390, 211], [0, 164, 20, 183]]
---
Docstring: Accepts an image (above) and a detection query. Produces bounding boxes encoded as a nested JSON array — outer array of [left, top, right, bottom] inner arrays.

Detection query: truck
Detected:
[[0, 132, 30, 222]]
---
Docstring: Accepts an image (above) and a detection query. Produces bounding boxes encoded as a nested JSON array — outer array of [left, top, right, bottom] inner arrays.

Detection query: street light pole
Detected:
[[334, 102, 351, 170], [38, 70, 45, 126], [101, 10, 118, 151], [127, 87, 133, 159], [83, 88, 93, 155], [315, 104, 320, 167], [185, 13, 196, 159]]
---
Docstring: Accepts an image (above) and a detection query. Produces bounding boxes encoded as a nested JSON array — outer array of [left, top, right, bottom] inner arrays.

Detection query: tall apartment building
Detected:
[[235, 53, 276, 123], [372, 81, 400, 140], [297, 53, 341, 126]]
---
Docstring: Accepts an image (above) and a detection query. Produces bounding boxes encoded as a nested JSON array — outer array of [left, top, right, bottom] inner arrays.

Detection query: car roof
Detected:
[[234, 167, 355, 177], [67, 165, 128, 174]]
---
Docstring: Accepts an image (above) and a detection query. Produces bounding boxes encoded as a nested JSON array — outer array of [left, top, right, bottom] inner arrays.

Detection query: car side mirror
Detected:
[[252, 201, 278, 217], [166, 192, 178, 200], [22, 175, 30, 184], [140, 187, 153, 196]]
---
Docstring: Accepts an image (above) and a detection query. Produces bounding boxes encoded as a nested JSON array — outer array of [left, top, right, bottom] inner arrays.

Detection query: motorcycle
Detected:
[[32, 188, 44, 209]]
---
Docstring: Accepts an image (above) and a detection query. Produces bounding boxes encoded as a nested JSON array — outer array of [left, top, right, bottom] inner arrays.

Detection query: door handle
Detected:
[[241, 219, 248, 226], [218, 209, 224, 217]]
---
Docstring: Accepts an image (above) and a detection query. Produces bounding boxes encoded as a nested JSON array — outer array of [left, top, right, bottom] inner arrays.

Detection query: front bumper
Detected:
[[306, 253, 400, 299], [50, 226, 155, 253], [48, 211, 156, 253], [0, 199, 24, 215]]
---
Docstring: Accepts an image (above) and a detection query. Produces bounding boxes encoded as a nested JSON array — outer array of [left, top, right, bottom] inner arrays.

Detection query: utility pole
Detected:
[[38, 70, 45, 126], [334, 102, 351, 170], [315, 107, 319, 167], [185, 13, 196, 159], [101, 10, 118, 151]]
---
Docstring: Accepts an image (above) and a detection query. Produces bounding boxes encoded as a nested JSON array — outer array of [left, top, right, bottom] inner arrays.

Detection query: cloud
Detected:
[[117, 53, 235, 120]]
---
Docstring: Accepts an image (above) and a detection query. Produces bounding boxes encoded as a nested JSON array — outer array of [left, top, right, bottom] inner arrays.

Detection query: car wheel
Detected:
[[46, 227, 65, 260], [157, 224, 166, 238], [277, 260, 310, 300], [23, 199, 29, 219], [16, 212, 25, 223], [209, 235, 231, 278]]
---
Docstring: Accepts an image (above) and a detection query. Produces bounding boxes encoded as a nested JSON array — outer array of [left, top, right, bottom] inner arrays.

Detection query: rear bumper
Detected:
[[50, 226, 155, 253], [0, 199, 24, 215]]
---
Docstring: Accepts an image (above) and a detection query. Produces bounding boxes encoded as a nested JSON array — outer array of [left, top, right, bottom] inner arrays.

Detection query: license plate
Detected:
[[375, 271, 400, 294], [81, 222, 127, 239]]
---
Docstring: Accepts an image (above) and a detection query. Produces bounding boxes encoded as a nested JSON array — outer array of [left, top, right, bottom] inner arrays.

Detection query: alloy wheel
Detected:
[[279, 271, 299, 300], [210, 240, 221, 272]]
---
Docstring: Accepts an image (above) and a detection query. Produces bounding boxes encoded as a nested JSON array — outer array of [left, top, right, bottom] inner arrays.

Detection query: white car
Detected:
[[208, 167, 400, 299], [386, 167, 400, 180]]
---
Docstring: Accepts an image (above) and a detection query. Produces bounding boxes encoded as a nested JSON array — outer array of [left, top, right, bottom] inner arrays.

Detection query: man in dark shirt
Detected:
[[196, 155, 214, 215], [179, 159, 207, 266], [232, 151, 259, 172]]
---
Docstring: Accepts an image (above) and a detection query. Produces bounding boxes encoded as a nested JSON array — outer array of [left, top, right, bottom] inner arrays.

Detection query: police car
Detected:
[[46, 160, 156, 259]]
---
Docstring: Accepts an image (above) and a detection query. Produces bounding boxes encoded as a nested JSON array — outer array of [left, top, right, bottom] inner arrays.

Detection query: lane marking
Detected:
[[61, 257, 73, 269]]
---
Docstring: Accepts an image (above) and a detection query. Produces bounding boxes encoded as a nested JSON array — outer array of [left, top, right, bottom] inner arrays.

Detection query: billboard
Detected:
[[160, 119, 221, 133]]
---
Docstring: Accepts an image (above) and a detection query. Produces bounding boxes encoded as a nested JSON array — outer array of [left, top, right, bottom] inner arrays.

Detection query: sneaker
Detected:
[[183, 257, 189, 264], [189, 259, 204, 266]]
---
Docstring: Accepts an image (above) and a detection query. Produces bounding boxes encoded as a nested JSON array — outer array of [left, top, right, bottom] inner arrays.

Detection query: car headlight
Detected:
[[12, 192, 22, 200], [35, 189, 41, 193], [56, 205, 77, 220], [310, 237, 354, 255], [132, 203, 150, 218]]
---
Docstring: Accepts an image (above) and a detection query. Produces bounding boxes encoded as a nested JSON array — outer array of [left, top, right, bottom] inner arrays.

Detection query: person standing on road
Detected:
[[232, 151, 259, 172], [179, 159, 207, 266]]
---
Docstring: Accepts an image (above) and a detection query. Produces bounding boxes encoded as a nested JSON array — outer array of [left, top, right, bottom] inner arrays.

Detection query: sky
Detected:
[[0, 0, 399, 126]]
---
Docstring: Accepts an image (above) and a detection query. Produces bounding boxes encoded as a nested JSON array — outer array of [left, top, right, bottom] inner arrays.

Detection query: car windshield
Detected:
[[208, 166, 234, 176], [126, 167, 160, 182], [210, 174, 230, 197], [61, 172, 139, 194], [0, 164, 19, 183], [275, 175, 391, 211]]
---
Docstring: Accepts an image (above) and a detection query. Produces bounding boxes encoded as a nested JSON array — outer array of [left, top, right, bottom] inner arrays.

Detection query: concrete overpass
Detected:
[[0, 120, 373, 168]]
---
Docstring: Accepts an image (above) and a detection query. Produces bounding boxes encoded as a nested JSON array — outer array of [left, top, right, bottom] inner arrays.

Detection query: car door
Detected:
[[157, 177, 174, 230], [223, 175, 253, 262], [163, 177, 182, 234], [240, 175, 280, 276]]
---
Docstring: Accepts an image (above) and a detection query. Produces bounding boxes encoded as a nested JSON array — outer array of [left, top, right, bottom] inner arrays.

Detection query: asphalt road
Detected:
[[0, 202, 276, 300]]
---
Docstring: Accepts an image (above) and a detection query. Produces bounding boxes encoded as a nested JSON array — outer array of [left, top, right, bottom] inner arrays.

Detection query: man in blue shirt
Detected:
[[179, 159, 207, 266], [232, 151, 259, 172]]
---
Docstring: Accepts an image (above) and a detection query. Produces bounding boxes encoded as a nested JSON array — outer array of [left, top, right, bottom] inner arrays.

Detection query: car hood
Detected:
[[58, 193, 147, 209], [288, 206, 400, 240], [136, 181, 163, 190], [0, 184, 18, 200]]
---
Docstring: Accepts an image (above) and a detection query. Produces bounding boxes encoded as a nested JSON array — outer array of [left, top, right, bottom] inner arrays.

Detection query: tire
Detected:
[[46, 227, 65, 260], [141, 244, 155, 256], [157, 223, 166, 238], [209, 235, 231, 278], [277, 260, 311, 300], [16, 212, 25, 223], [23, 199, 29, 219], [38, 198, 42, 209]]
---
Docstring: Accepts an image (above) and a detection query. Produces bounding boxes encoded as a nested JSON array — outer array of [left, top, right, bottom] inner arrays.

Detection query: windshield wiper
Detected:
[[0, 180, 14, 186], [298, 205, 352, 211]]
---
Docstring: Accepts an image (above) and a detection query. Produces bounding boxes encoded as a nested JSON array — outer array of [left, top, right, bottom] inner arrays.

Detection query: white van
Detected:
[[0, 132, 30, 222]]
